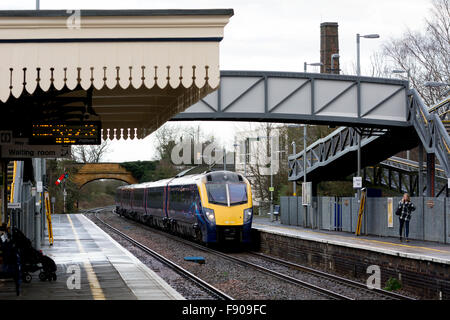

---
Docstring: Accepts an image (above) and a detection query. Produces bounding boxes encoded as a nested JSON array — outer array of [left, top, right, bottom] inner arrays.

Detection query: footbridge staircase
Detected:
[[288, 91, 450, 196]]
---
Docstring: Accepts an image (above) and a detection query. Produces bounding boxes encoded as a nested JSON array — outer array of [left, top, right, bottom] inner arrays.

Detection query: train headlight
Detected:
[[204, 208, 215, 223], [244, 208, 253, 222]]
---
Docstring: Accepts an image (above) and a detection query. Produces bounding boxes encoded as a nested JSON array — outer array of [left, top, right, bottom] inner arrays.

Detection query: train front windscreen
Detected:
[[206, 183, 248, 206]]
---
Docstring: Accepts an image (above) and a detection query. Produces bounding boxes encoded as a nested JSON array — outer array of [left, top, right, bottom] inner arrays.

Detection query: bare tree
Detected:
[[380, 0, 449, 105], [154, 124, 179, 161], [72, 140, 110, 163]]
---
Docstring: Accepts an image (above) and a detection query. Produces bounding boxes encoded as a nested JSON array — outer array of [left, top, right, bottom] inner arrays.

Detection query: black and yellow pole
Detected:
[[355, 188, 366, 236], [0, 159, 9, 230]]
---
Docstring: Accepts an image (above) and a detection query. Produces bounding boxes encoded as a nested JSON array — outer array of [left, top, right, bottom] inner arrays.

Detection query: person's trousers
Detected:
[[399, 219, 410, 238]]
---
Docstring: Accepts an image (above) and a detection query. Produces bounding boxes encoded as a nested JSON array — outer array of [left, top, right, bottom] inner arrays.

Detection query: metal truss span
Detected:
[[172, 70, 409, 128], [288, 90, 450, 188]]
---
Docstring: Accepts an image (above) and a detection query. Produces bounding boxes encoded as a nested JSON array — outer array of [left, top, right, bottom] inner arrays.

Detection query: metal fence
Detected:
[[8, 182, 39, 247], [280, 196, 449, 244]]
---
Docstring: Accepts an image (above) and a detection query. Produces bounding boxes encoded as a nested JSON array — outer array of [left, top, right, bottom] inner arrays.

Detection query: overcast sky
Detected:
[[1, 0, 434, 162]]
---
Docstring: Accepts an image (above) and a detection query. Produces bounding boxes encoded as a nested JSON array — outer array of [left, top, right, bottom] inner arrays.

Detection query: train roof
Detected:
[[117, 170, 247, 190]]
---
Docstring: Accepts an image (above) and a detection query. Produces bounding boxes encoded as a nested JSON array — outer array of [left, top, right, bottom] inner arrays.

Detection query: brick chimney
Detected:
[[320, 22, 339, 74]]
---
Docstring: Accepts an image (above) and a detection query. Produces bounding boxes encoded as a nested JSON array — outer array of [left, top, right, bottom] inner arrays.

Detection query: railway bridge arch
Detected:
[[72, 163, 138, 188]]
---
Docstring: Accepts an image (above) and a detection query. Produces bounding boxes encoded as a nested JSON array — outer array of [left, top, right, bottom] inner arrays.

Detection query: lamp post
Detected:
[[425, 81, 450, 105], [356, 33, 380, 77], [356, 33, 379, 200], [288, 124, 309, 225], [392, 69, 411, 88], [304, 62, 323, 73], [233, 142, 239, 172], [270, 149, 286, 221], [424, 81, 450, 87], [392, 69, 411, 159], [331, 54, 340, 74], [291, 141, 296, 196]]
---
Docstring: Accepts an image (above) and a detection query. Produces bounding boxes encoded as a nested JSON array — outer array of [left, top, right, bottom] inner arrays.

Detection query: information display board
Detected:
[[30, 121, 101, 145]]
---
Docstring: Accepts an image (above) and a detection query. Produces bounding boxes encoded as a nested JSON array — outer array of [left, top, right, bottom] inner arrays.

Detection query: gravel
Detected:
[[229, 253, 393, 300], [87, 211, 329, 300]]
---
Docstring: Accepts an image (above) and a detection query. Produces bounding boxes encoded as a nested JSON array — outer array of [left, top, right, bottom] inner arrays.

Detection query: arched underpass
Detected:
[[72, 163, 138, 189]]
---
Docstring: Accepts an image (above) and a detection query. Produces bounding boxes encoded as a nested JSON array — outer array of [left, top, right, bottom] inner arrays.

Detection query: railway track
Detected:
[[88, 209, 233, 301], [245, 252, 415, 300], [90, 208, 414, 300], [126, 223, 409, 300]]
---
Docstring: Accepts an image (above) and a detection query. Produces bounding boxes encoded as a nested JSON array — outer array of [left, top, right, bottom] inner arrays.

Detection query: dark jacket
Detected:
[[397, 200, 415, 221]]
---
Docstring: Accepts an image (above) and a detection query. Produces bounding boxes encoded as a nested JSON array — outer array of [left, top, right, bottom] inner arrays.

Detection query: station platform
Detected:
[[0, 214, 184, 300], [252, 216, 450, 265]]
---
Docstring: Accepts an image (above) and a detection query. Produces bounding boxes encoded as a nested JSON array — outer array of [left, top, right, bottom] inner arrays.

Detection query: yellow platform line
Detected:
[[67, 215, 106, 300], [254, 223, 450, 255]]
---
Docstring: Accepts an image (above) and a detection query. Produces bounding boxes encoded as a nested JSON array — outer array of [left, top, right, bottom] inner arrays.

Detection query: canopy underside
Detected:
[[0, 9, 232, 140]]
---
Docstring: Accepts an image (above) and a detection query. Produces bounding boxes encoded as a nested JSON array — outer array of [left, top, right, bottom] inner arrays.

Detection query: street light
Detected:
[[392, 69, 411, 87], [356, 33, 380, 76], [233, 142, 239, 172], [304, 62, 323, 73], [424, 81, 450, 106], [356, 32, 379, 201], [424, 81, 449, 87], [331, 54, 340, 74], [392, 68, 412, 160]]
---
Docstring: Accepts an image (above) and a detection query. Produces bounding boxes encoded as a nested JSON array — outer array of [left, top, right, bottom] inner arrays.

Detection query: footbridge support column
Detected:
[[426, 153, 435, 197], [311, 181, 319, 229], [418, 144, 424, 196]]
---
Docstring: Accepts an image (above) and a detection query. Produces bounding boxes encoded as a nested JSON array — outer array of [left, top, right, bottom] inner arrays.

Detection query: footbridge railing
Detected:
[[288, 90, 450, 183], [409, 90, 450, 177]]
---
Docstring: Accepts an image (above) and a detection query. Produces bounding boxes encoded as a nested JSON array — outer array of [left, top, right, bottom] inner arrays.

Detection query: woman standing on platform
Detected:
[[397, 193, 415, 242]]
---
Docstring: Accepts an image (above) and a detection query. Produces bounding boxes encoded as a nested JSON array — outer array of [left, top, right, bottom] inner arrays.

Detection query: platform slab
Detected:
[[253, 217, 450, 265], [0, 214, 184, 300]]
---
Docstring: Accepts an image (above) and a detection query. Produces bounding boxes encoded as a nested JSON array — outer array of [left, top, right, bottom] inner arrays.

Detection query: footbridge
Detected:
[[173, 71, 448, 197], [172, 70, 410, 128], [287, 92, 449, 196]]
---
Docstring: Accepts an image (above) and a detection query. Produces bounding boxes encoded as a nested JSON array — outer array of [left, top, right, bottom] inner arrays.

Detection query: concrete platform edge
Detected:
[[80, 214, 185, 300], [253, 224, 450, 266]]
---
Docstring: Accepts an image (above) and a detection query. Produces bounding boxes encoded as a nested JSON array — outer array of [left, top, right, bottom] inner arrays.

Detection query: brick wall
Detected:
[[257, 230, 450, 299]]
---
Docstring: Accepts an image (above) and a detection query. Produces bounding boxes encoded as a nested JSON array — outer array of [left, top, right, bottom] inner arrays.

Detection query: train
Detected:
[[114, 170, 253, 244]]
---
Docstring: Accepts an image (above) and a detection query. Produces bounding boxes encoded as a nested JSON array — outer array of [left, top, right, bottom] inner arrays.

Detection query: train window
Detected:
[[133, 189, 144, 207], [169, 185, 199, 211], [228, 183, 248, 205], [206, 184, 228, 205], [206, 183, 247, 206], [147, 187, 163, 209]]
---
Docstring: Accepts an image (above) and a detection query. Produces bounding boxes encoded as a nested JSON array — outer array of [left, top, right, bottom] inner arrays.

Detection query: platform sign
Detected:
[[30, 121, 101, 145], [7, 202, 21, 209], [36, 181, 43, 193], [387, 197, 394, 228], [1, 144, 71, 159], [0, 130, 13, 145], [302, 182, 312, 206], [353, 176, 362, 189]]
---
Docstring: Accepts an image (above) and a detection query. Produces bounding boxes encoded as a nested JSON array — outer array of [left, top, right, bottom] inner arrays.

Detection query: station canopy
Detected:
[[0, 9, 233, 141]]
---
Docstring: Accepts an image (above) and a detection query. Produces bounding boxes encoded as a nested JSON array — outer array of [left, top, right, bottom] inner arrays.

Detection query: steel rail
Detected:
[[109, 211, 352, 300], [249, 252, 414, 300], [91, 213, 234, 301]]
